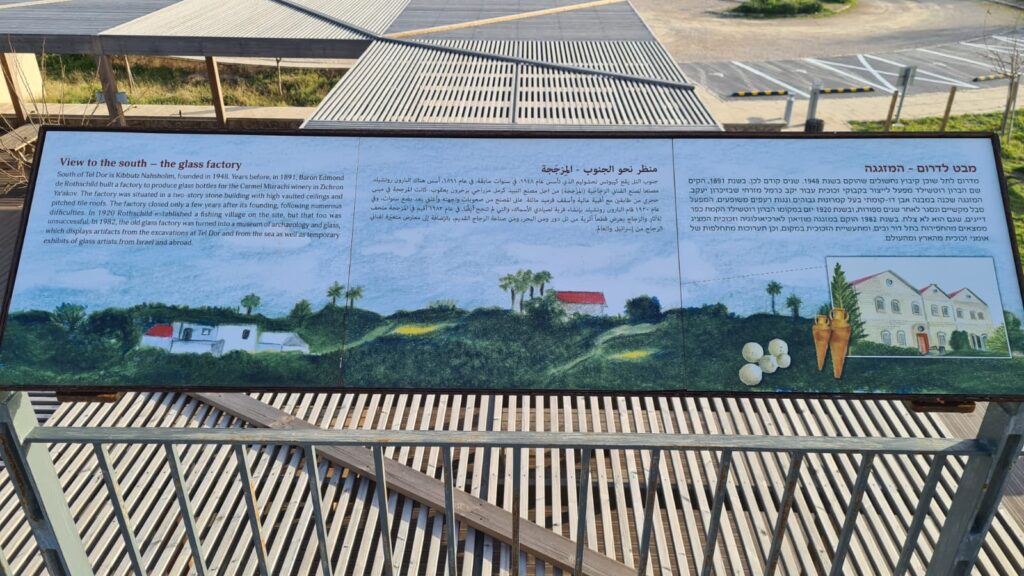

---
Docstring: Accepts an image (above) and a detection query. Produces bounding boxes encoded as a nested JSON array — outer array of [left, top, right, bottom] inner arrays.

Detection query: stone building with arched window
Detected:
[[847, 270, 997, 354]]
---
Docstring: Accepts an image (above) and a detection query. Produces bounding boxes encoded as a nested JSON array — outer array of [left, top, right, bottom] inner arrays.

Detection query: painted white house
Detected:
[[554, 291, 607, 315], [848, 270, 996, 354], [140, 322, 309, 357]]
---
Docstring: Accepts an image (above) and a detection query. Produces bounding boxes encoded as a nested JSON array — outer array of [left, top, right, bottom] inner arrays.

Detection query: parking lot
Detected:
[[681, 33, 1024, 100]]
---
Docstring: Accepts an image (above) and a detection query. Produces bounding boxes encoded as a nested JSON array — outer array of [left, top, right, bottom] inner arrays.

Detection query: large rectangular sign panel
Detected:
[[3, 128, 1023, 399]]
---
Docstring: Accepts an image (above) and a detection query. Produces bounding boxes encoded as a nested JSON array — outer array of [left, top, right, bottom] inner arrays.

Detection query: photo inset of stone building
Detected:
[[849, 270, 996, 354]]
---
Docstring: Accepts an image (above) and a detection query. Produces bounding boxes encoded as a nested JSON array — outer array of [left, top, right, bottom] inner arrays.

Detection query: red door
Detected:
[[916, 333, 929, 355]]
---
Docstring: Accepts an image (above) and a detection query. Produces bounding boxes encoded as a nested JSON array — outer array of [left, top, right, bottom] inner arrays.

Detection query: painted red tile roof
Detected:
[[555, 291, 606, 305], [948, 288, 965, 298], [849, 272, 884, 286], [145, 324, 173, 338]]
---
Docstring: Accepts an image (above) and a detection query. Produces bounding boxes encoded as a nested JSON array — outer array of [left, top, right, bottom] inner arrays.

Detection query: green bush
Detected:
[[731, 0, 823, 16]]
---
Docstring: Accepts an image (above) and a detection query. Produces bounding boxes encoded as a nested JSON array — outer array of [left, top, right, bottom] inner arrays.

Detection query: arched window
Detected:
[[891, 300, 901, 314], [931, 304, 939, 316], [881, 330, 892, 346], [875, 297, 885, 313], [981, 334, 988, 349], [912, 302, 922, 315], [957, 308, 964, 319], [897, 331, 907, 346], [970, 310, 977, 320], [938, 332, 947, 348], [978, 312, 985, 320]]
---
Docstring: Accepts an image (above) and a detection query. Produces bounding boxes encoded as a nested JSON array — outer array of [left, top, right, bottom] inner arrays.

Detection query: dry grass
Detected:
[[41, 55, 346, 107]]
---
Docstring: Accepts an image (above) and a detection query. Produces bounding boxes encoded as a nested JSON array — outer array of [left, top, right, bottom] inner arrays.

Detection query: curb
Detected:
[[818, 86, 874, 94], [731, 90, 789, 97]]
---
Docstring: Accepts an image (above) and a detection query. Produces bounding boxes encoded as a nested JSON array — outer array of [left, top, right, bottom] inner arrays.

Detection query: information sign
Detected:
[[2, 128, 1022, 399]]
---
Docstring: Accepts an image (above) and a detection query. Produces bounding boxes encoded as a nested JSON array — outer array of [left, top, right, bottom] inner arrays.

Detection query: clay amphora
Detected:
[[813, 314, 831, 371], [829, 307, 852, 379]]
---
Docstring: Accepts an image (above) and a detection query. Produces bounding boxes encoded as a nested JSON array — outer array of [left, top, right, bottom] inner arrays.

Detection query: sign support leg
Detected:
[[926, 401, 1024, 575], [0, 392, 93, 576]]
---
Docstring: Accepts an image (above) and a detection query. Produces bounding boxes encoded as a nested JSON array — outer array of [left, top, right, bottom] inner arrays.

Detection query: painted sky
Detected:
[[347, 137, 682, 315], [9, 131, 358, 316], [673, 138, 1024, 318]]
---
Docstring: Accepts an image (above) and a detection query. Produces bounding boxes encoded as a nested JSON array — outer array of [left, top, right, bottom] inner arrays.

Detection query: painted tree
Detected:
[[345, 286, 364, 310], [988, 325, 1010, 354], [533, 270, 553, 296], [51, 303, 86, 332], [290, 299, 313, 324], [829, 263, 866, 343], [766, 280, 783, 315], [522, 268, 537, 299], [327, 281, 344, 306], [515, 270, 534, 312], [785, 293, 803, 319], [241, 293, 261, 315], [499, 274, 518, 311]]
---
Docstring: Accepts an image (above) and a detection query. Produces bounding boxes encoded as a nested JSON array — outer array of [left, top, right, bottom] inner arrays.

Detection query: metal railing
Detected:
[[1, 391, 1022, 576]]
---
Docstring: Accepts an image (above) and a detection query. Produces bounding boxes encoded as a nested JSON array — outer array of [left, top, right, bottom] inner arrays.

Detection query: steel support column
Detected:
[[0, 392, 92, 576], [927, 402, 1024, 575]]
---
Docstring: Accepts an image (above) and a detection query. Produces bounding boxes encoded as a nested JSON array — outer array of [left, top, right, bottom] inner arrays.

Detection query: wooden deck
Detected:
[[0, 391, 1023, 575]]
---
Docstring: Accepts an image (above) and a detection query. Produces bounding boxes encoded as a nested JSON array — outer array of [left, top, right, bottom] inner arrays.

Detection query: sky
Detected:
[[8, 132, 1023, 323]]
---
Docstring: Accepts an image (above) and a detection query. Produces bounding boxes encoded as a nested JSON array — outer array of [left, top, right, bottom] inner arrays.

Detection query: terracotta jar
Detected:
[[829, 307, 851, 379], [813, 314, 831, 371]]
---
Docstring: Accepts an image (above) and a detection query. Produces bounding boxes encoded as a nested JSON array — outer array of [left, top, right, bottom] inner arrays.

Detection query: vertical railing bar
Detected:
[[442, 446, 459, 576], [232, 444, 271, 576], [700, 449, 733, 576], [163, 443, 209, 576], [93, 443, 147, 576], [573, 447, 593, 576], [764, 451, 805, 576], [893, 454, 948, 576], [828, 452, 876, 576], [512, 445, 522, 576], [373, 445, 397, 576], [0, 541, 11, 576], [636, 448, 663, 576], [302, 444, 334, 576]]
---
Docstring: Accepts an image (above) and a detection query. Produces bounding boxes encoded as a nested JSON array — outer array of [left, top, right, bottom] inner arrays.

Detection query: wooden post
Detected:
[[122, 55, 136, 94], [205, 56, 227, 128], [940, 86, 957, 132], [883, 90, 899, 132], [0, 53, 28, 127], [96, 54, 125, 126]]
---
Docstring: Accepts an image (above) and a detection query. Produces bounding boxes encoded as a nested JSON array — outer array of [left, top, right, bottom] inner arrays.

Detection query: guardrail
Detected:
[[1, 392, 1021, 576]]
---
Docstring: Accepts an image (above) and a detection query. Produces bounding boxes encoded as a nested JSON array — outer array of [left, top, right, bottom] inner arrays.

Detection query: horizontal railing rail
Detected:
[[25, 427, 991, 455]]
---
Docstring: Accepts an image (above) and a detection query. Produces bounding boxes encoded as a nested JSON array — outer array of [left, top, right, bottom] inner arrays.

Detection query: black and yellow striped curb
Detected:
[[730, 90, 789, 97], [972, 73, 1012, 82], [818, 86, 874, 94]]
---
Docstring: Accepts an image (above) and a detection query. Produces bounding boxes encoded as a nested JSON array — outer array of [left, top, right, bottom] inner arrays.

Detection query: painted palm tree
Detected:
[[499, 273, 517, 311], [290, 299, 312, 323], [327, 281, 344, 306], [241, 293, 261, 315], [533, 270, 553, 296], [766, 280, 783, 315], [345, 286, 364, 310], [785, 293, 803, 319], [515, 270, 534, 312], [522, 268, 536, 299]]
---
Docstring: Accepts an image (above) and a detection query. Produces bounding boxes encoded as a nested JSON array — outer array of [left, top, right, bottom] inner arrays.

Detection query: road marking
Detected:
[[804, 57, 892, 93], [960, 41, 1016, 55], [855, 54, 897, 92], [992, 35, 1024, 47], [916, 48, 992, 70], [730, 61, 810, 98], [0, 0, 69, 9], [863, 53, 976, 89]]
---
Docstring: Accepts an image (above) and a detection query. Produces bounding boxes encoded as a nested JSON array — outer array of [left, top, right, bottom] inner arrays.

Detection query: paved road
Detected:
[[681, 34, 1024, 100], [633, 0, 1022, 62]]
